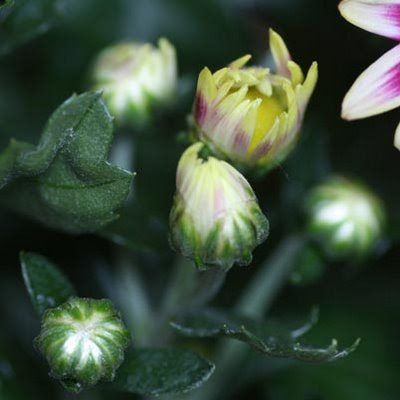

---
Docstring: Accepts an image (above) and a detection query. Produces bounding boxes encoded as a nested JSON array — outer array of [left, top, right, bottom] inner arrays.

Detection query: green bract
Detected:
[[305, 176, 385, 259], [169, 142, 269, 271], [35, 297, 131, 393]]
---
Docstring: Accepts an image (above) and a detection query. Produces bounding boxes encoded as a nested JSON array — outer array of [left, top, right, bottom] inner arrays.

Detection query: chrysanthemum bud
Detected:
[[91, 38, 177, 126], [305, 176, 385, 259], [192, 29, 317, 175], [169, 142, 269, 271], [35, 298, 130, 393]]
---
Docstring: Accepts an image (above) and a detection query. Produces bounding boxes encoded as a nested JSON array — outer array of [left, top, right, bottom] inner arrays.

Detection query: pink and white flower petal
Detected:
[[250, 118, 281, 162], [196, 67, 217, 104], [338, 0, 400, 40], [208, 98, 256, 159], [341, 44, 400, 120]]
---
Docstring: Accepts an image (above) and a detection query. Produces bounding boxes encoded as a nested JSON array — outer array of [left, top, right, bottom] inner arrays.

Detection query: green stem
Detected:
[[153, 256, 226, 346], [114, 255, 154, 347], [192, 234, 306, 400], [236, 234, 306, 317], [161, 256, 226, 315]]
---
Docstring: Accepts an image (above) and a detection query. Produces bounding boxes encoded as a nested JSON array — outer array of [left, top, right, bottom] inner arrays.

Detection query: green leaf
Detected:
[[0, 92, 133, 233], [0, 0, 64, 55], [20, 251, 76, 316], [171, 308, 360, 363], [114, 348, 215, 396]]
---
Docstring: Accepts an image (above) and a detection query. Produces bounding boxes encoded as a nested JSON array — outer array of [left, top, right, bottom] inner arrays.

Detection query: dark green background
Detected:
[[0, 0, 399, 399]]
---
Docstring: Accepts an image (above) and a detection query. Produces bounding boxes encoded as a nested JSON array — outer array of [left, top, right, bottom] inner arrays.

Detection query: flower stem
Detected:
[[192, 234, 306, 400]]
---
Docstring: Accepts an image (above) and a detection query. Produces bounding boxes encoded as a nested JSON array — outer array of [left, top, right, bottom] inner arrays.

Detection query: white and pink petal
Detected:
[[342, 44, 400, 120], [339, 0, 400, 40], [394, 120, 400, 149]]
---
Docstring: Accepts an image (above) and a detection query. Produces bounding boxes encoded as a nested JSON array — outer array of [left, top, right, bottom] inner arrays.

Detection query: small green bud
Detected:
[[91, 38, 177, 127], [169, 142, 269, 271], [35, 298, 130, 393], [305, 176, 385, 259]]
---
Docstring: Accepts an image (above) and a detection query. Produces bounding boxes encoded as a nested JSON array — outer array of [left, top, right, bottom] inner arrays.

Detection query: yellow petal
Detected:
[[229, 54, 252, 69], [269, 28, 291, 78], [297, 61, 318, 112], [246, 87, 285, 153], [288, 61, 304, 86], [197, 67, 217, 103]]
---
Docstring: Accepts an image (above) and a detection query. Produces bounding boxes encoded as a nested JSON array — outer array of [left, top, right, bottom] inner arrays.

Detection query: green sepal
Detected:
[[170, 197, 269, 272]]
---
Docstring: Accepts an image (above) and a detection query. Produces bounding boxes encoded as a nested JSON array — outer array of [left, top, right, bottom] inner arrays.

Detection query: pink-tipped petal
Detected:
[[339, 0, 400, 40], [342, 44, 400, 120]]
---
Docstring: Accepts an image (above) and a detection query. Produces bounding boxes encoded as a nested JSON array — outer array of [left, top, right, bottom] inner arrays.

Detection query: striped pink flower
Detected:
[[339, 0, 400, 149], [191, 29, 318, 175]]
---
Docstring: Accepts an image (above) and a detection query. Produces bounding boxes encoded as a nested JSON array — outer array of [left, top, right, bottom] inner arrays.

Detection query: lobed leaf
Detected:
[[171, 308, 360, 363], [20, 251, 76, 316], [114, 348, 215, 396], [0, 91, 133, 233]]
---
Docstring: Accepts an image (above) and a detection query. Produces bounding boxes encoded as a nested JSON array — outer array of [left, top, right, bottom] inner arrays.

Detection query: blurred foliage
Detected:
[[0, 0, 399, 399]]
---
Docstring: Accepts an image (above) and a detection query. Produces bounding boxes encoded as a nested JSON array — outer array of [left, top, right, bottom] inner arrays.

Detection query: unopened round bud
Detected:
[[170, 142, 269, 271], [192, 29, 317, 175], [91, 38, 177, 127], [35, 298, 130, 393], [305, 176, 385, 259]]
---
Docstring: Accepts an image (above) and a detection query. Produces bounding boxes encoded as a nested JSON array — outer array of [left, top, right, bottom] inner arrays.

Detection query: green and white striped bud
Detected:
[[35, 298, 130, 393], [305, 176, 385, 259], [91, 38, 177, 127], [169, 142, 269, 271]]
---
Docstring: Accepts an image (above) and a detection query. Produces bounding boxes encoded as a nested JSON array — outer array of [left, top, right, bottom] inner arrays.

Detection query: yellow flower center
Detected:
[[245, 88, 284, 154]]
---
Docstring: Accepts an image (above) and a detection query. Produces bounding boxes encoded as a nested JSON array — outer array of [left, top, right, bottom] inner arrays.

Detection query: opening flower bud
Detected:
[[192, 29, 318, 175], [91, 38, 177, 127], [305, 176, 385, 259], [169, 142, 269, 271], [35, 298, 131, 393]]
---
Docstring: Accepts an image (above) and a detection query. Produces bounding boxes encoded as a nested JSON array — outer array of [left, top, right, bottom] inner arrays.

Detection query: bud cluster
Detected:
[[169, 30, 317, 271], [90, 30, 318, 270]]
